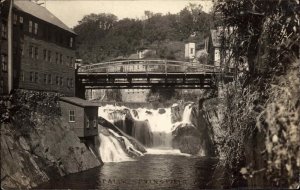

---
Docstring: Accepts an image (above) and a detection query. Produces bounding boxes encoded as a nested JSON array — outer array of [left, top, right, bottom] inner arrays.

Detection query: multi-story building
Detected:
[[207, 28, 233, 67], [0, 0, 76, 96]]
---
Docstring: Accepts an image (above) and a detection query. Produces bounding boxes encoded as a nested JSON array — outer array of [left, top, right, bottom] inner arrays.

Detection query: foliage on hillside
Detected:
[[73, 3, 212, 63], [214, 0, 299, 77], [256, 61, 299, 187], [213, 0, 299, 188]]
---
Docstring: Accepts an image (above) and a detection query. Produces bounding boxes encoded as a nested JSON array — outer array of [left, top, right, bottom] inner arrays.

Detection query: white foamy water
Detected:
[[146, 148, 191, 157], [99, 105, 174, 148], [108, 129, 144, 157], [133, 108, 173, 133], [98, 103, 196, 159], [172, 103, 194, 132], [182, 104, 193, 123], [99, 132, 134, 163]]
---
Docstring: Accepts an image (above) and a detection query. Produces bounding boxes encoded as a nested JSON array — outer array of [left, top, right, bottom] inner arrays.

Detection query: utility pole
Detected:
[[8, 0, 13, 94]]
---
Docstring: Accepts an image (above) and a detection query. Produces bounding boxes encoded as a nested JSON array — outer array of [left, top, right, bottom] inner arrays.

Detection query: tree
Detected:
[[74, 13, 118, 62], [177, 3, 212, 40], [214, 0, 299, 77]]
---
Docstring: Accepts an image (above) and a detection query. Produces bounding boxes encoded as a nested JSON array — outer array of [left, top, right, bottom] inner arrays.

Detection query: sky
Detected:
[[41, 0, 213, 28]]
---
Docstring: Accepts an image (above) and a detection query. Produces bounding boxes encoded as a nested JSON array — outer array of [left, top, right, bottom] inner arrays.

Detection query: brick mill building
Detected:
[[0, 0, 77, 96]]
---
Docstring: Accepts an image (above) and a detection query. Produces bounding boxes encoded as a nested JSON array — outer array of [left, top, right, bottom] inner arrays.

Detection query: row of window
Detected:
[[28, 45, 74, 67], [69, 110, 97, 128], [13, 14, 74, 48], [21, 71, 74, 87]]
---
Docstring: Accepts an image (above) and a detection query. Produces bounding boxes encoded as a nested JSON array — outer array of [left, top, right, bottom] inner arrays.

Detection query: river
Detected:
[[37, 103, 219, 189], [37, 151, 218, 189]]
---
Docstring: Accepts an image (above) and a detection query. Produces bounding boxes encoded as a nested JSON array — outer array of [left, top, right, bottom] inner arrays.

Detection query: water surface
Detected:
[[37, 154, 218, 190]]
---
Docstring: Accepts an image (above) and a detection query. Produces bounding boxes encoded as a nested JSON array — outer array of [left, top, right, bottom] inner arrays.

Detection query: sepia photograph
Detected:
[[0, 0, 299, 189]]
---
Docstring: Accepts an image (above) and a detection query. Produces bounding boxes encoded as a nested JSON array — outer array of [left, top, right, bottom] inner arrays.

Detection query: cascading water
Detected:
[[172, 103, 194, 132], [99, 131, 133, 163], [182, 104, 193, 123], [98, 103, 196, 155], [132, 108, 173, 148], [99, 105, 175, 149]]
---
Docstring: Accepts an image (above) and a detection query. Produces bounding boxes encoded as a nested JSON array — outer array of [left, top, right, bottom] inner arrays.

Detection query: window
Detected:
[[56, 76, 59, 85], [34, 47, 38, 59], [13, 14, 18, 25], [66, 78, 69, 87], [43, 49, 47, 60], [44, 74, 47, 84], [1, 54, 7, 72], [190, 48, 194, 54], [47, 50, 51, 62], [70, 78, 73, 88], [30, 72, 34, 82], [86, 119, 90, 129], [20, 70, 25, 82], [70, 57, 73, 67], [48, 74, 52, 84], [20, 41, 24, 56], [19, 17, 23, 30], [60, 77, 63, 86], [29, 20, 33, 33], [34, 23, 38, 35], [29, 45, 34, 58], [69, 37, 73, 47], [93, 117, 97, 128], [19, 16, 23, 24], [1, 23, 7, 38], [66, 56, 69, 66], [55, 53, 58, 64], [34, 72, 38, 83], [60, 54, 62, 64], [69, 110, 75, 122]]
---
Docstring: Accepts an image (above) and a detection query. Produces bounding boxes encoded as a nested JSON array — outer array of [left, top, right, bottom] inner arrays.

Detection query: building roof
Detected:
[[14, 0, 76, 34], [60, 97, 99, 107], [127, 53, 139, 59]]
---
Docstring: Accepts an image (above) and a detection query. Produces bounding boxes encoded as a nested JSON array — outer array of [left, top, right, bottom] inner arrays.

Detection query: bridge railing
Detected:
[[78, 59, 222, 74]]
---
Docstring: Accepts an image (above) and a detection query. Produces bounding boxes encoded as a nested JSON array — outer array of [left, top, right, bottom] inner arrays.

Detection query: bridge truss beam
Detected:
[[76, 72, 234, 89]]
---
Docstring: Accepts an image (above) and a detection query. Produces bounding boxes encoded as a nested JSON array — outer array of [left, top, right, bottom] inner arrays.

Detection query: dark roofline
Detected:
[[60, 97, 98, 107], [13, 1, 77, 35], [15, 8, 77, 36]]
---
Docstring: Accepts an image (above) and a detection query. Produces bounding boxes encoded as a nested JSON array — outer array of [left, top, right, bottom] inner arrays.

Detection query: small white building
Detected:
[[185, 43, 196, 60]]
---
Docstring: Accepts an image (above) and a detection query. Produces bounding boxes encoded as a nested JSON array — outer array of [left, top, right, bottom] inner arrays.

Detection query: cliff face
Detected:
[[1, 90, 101, 189], [200, 98, 226, 158]]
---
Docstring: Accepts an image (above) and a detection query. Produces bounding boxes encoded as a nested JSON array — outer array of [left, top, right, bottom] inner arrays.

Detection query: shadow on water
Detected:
[[36, 154, 218, 190]]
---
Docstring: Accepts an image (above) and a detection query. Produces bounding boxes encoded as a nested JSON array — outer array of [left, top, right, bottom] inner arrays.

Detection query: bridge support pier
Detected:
[[75, 67, 86, 99]]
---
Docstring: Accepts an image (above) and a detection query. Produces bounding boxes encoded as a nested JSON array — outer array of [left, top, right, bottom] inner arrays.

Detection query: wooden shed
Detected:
[[59, 97, 99, 138]]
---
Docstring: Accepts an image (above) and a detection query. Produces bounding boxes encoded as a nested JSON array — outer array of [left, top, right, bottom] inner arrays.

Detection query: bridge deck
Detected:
[[76, 60, 234, 89]]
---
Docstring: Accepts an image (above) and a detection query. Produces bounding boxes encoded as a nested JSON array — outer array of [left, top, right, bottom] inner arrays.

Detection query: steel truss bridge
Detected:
[[76, 59, 234, 90]]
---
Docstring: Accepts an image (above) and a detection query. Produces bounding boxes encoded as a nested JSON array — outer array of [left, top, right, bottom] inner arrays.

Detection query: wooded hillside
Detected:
[[73, 3, 213, 63]]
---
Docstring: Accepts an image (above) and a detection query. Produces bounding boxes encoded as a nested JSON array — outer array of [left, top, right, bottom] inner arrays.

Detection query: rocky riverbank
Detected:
[[1, 90, 102, 189], [201, 61, 300, 188]]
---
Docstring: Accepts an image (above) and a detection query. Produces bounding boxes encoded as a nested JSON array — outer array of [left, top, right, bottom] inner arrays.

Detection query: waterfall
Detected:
[[98, 103, 198, 156], [133, 108, 173, 148], [182, 104, 193, 123], [99, 106, 174, 148], [172, 103, 194, 132], [99, 132, 133, 162]]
